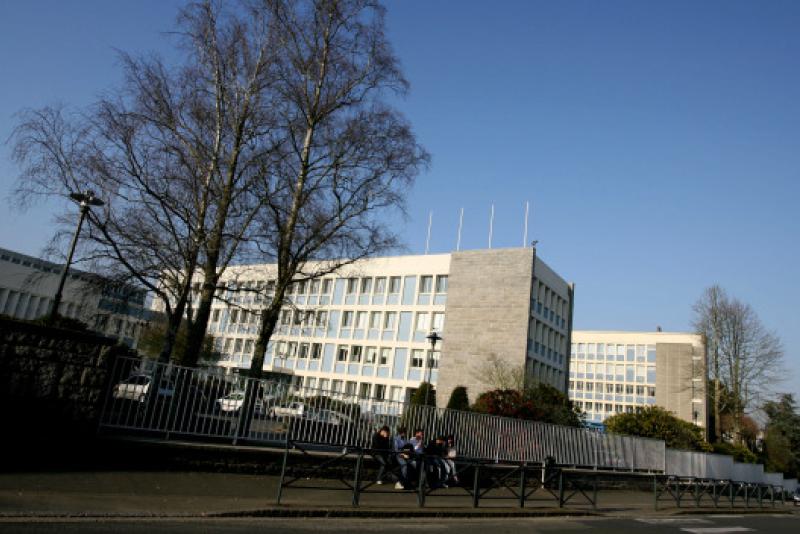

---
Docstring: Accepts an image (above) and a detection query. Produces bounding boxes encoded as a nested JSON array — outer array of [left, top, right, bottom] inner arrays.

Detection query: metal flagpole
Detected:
[[489, 203, 494, 249], [425, 211, 432, 254], [523, 200, 529, 247], [456, 207, 464, 251]]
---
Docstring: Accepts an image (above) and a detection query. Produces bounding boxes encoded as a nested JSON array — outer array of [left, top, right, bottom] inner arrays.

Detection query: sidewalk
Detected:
[[0, 471, 796, 519]]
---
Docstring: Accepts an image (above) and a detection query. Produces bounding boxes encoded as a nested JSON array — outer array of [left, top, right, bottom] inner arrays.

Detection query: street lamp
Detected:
[[49, 191, 104, 322], [424, 330, 442, 407]]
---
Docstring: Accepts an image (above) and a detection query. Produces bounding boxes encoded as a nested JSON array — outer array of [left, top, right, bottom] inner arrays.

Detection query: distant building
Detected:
[[569, 330, 707, 432], [168, 247, 574, 405], [0, 246, 148, 347]]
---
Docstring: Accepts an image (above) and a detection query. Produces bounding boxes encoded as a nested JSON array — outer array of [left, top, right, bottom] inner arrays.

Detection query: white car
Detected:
[[309, 409, 353, 426], [269, 401, 306, 418], [216, 391, 273, 414], [113, 374, 175, 402]]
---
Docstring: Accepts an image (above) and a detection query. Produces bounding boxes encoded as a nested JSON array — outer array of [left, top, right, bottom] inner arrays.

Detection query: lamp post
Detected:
[[49, 191, 104, 323], [424, 330, 442, 407]]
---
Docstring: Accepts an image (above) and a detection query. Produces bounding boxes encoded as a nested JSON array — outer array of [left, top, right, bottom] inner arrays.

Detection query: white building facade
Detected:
[[200, 247, 574, 405], [0, 246, 149, 347], [569, 330, 707, 431]]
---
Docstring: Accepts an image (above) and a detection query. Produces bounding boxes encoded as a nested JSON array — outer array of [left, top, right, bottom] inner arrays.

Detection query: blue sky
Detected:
[[1, 1, 798, 395]]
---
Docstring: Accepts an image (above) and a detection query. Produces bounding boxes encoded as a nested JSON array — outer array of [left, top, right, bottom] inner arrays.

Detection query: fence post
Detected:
[[519, 462, 526, 508], [352, 448, 363, 507], [558, 470, 565, 508], [653, 475, 658, 510], [472, 463, 480, 508], [276, 439, 290, 505], [417, 455, 427, 508]]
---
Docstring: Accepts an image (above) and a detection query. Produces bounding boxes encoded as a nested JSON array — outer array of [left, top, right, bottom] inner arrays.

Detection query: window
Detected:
[[310, 279, 320, 295], [615, 384, 624, 394], [316, 310, 327, 326], [230, 309, 239, 324], [647, 387, 656, 397], [374, 384, 386, 400], [311, 343, 322, 359], [211, 309, 220, 322], [346, 278, 358, 294], [244, 339, 253, 354], [359, 383, 371, 398], [435, 275, 448, 293], [287, 342, 297, 357], [319, 379, 330, 391], [345, 381, 357, 396], [636, 385, 644, 396], [342, 311, 354, 327], [384, 311, 397, 329], [647, 367, 656, 383], [388, 276, 401, 293], [626, 345, 635, 361], [293, 311, 303, 325], [299, 343, 309, 359], [415, 312, 429, 332], [374, 277, 386, 295], [321, 279, 332, 294], [411, 349, 424, 368], [369, 311, 382, 329], [365, 347, 377, 363], [356, 311, 367, 329], [360, 277, 372, 294], [625, 384, 634, 395], [647, 345, 657, 362], [337, 346, 349, 362], [233, 339, 243, 353], [304, 311, 314, 326], [280, 310, 291, 325], [297, 280, 307, 295], [429, 350, 440, 369], [419, 276, 433, 294], [606, 384, 614, 393], [432, 312, 445, 331], [350, 345, 362, 362], [379, 348, 391, 365]]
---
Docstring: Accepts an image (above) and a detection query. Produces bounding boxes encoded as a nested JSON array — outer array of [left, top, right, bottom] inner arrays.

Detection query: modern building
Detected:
[[568, 330, 707, 431], [197, 247, 574, 406], [0, 246, 149, 347]]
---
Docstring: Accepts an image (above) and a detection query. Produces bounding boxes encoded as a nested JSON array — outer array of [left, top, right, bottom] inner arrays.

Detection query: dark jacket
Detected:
[[371, 432, 392, 451]]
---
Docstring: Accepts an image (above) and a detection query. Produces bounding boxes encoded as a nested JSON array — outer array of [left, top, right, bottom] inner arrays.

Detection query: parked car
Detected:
[[308, 409, 354, 426], [269, 401, 306, 418], [215, 390, 274, 414], [113, 374, 175, 402]]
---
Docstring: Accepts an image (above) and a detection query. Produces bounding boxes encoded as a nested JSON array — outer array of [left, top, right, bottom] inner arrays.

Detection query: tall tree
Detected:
[[763, 394, 800, 477], [246, 0, 429, 379], [693, 286, 785, 445]]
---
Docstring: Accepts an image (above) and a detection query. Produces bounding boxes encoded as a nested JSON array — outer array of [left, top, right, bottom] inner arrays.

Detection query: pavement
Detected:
[[0, 470, 797, 520]]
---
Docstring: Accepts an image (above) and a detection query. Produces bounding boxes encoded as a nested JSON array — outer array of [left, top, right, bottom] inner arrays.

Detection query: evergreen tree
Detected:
[[445, 386, 470, 411]]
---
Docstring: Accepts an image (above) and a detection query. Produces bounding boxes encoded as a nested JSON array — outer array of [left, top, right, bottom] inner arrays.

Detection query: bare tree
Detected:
[[693, 286, 785, 445], [9, 1, 279, 364], [245, 0, 430, 379]]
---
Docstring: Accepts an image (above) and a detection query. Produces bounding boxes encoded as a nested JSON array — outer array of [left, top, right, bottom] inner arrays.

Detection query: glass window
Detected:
[[374, 384, 386, 400], [419, 276, 433, 293], [647, 387, 656, 397], [647, 345, 657, 362], [350, 345, 362, 362], [617, 344, 625, 361], [310, 279, 320, 295], [415, 312, 429, 331], [293, 311, 303, 325], [359, 383, 371, 398], [369, 311, 381, 329], [342, 311, 354, 327], [298, 343, 309, 359], [432, 312, 445, 331], [615, 384, 624, 394], [388, 276, 401, 293], [626, 365, 635, 381], [337, 346, 349, 362], [311, 343, 322, 359], [365, 347, 377, 363], [435, 275, 448, 293], [379, 348, 391, 365], [244, 339, 253, 354], [346, 278, 358, 294], [356, 311, 367, 329], [211, 309, 220, 322], [411, 349, 424, 368], [647, 367, 656, 383], [625, 384, 634, 395], [384, 312, 397, 329], [636, 344, 646, 362], [373, 277, 386, 295], [230, 309, 239, 324], [360, 278, 372, 294], [429, 350, 440, 369], [233, 339, 243, 353], [321, 279, 332, 294], [287, 341, 297, 357], [626, 345, 635, 361], [316, 310, 327, 326], [297, 280, 307, 295]]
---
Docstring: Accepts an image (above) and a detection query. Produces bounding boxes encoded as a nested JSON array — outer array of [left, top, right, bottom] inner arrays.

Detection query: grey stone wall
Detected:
[[0, 317, 135, 434], [436, 248, 534, 406], [656, 342, 707, 431]]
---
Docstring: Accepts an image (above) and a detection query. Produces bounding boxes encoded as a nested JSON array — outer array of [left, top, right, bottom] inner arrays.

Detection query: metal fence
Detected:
[[99, 356, 795, 492]]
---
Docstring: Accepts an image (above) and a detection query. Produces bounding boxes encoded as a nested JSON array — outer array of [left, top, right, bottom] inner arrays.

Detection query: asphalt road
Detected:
[[0, 515, 797, 533]]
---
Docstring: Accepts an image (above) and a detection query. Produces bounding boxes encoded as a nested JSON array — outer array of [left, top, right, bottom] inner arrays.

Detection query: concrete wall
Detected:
[[436, 248, 534, 406], [0, 317, 134, 435], [656, 341, 707, 432]]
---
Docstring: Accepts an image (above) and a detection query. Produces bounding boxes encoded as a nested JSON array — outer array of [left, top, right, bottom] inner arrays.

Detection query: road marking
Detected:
[[708, 515, 743, 518], [637, 518, 712, 524], [680, 528, 754, 534]]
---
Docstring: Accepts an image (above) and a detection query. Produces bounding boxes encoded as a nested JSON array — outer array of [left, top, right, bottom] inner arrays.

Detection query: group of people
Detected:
[[371, 426, 459, 490]]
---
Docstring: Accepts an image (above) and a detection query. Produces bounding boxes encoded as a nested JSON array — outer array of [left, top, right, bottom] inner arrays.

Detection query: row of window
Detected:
[[571, 343, 657, 363], [299, 376, 407, 402], [209, 274, 449, 299], [576, 402, 651, 414], [570, 363, 656, 383], [271, 340, 441, 370], [570, 382, 656, 396]]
